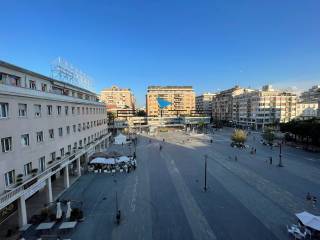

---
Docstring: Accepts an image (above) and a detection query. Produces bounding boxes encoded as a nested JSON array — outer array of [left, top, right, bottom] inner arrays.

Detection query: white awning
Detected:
[[296, 211, 320, 231], [90, 157, 116, 165], [117, 156, 131, 163]]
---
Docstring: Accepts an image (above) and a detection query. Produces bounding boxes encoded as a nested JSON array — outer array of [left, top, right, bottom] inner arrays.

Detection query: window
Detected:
[[57, 106, 62, 115], [49, 129, 54, 139], [66, 126, 70, 135], [24, 162, 32, 176], [41, 83, 47, 92], [60, 148, 64, 157], [21, 134, 29, 146], [73, 125, 76, 133], [82, 107, 84, 114], [1, 137, 12, 152], [83, 123, 85, 130], [18, 103, 27, 117], [77, 107, 80, 115], [78, 124, 81, 132], [58, 127, 63, 137], [39, 156, 45, 172], [79, 140, 82, 147], [0, 103, 9, 118], [36, 131, 43, 143], [50, 152, 56, 161], [29, 80, 36, 89], [86, 107, 88, 114], [34, 104, 41, 117], [68, 145, 71, 153], [72, 107, 75, 115], [4, 170, 15, 187], [47, 105, 53, 115], [65, 106, 69, 115]]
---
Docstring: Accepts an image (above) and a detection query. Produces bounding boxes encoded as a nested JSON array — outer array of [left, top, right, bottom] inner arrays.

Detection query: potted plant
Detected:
[[56, 157, 61, 161], [31, 168, 38, 176], [17, 174, 23, 178], [66, 152, 70, 155], [48, 160, 53, 165], [16, 178, 23, 186]]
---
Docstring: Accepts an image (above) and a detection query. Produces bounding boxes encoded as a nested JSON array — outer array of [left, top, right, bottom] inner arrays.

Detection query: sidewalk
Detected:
[[0, 173, 79, 239]]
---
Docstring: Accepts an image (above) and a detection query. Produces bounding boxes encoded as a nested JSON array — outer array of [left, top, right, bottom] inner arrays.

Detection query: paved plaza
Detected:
[[24, 128, 320, 239]]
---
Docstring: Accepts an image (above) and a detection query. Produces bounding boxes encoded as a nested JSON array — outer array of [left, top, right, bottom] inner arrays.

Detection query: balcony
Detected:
[[0, 84, 104, 106], [0, 133, 111, 210]]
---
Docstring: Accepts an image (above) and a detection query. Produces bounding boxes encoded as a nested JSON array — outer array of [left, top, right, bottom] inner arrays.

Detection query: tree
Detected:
[[262, 128, 275, 145], [136, 110, 146, 117], [231, 129, 247, 144]]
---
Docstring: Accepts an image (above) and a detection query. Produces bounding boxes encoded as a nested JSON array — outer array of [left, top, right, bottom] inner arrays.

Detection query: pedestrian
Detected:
[[254, 148, 256, 154], [235, 156, 238, 161], [116, 210, 121, 224], [269, 157, 273, 165], [306, 192, 312, 201], [133, 151, 136, 160], [312, 196, 317, 207], [122, 142, 123, 147]]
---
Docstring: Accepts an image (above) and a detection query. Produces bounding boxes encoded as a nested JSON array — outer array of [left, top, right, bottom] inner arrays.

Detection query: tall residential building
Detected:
[[232, 85, 297, 129], [0, 60, 110, 227], [299, 85, 320, 117], [100, 85, 136, 113], [212, 86, 252, 123], [196, 93, 216, 115], [296, 102, 318, 120], [300, 85, 320, 103], [146, 86, 195, 117]]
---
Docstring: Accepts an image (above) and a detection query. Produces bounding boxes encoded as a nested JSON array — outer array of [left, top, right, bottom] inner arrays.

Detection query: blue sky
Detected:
[[1, 0, 319, 106]]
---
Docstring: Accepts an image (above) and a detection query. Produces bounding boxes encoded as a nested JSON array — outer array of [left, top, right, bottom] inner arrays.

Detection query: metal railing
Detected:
[[0, 133, 111, 210]]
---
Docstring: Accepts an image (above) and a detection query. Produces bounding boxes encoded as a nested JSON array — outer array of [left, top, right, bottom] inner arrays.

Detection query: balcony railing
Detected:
[[0, 133, 111, 210], [0, 84, 103, 106]]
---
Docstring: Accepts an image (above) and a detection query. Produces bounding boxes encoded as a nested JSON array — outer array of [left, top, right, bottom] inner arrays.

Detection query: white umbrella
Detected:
[[66, 201, 72, 220], [296, 211, 320, 231], [56, 202, 62, 220]]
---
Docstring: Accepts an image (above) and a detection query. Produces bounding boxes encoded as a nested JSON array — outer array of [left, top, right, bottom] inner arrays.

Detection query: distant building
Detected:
[[100, 86, 136, 116], [232, 85, 297, 129], [300, 85, 320, 103], [196, 93, 216, 115], [146, 86, 195, 117], [296, 102, 318, 120], [212, 86, 252, 123]]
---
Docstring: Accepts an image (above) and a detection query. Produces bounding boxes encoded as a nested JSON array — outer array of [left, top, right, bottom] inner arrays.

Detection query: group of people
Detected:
[[306, 192, 317, 207], [250, 147, 257, 154]]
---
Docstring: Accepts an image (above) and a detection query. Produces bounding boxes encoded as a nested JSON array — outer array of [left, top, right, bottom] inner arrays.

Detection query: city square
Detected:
[[18, 128, 320, 240]]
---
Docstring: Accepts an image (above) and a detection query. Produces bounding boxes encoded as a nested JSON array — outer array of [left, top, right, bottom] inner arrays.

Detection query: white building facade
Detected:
[[0, 61, 110, 227], [232, 85, 297, 129]]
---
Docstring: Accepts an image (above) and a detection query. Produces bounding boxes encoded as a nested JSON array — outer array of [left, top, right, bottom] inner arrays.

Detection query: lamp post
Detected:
[[278, 143, 283, 167], [204, 154, 208, 191]]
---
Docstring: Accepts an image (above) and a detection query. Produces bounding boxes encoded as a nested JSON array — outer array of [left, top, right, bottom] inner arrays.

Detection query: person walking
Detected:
[[235, 156, 238, 161], [269, 156, 273, 165]]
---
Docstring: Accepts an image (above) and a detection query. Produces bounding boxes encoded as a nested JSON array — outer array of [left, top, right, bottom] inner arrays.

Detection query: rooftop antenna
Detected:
[[51, 57, 94, 92]]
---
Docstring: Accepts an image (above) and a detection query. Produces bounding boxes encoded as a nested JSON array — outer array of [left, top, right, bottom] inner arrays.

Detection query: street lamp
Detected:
[[204, 154, 208, 191], [278, 143, 283, 167]]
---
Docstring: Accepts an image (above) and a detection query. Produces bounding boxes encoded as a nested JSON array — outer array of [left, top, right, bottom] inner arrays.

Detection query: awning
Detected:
[[296, 211, 320, 231], [90, 157, 116, 165]]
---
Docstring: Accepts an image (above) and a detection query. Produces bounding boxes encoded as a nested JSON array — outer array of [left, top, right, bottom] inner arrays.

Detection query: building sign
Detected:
[[0, 200, 17, 223]]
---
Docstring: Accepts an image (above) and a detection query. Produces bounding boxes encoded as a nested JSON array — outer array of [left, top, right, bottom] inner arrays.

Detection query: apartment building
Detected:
[[232, 85, 297, 129], [146, 86, 195, 117], [195, 93, 216, 115], [100, 85, 136, 114], [296, 102, 318, 120], [212, 86, 252, 123], [0, 60, 110, 227], [300, 86, 320, 117]]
